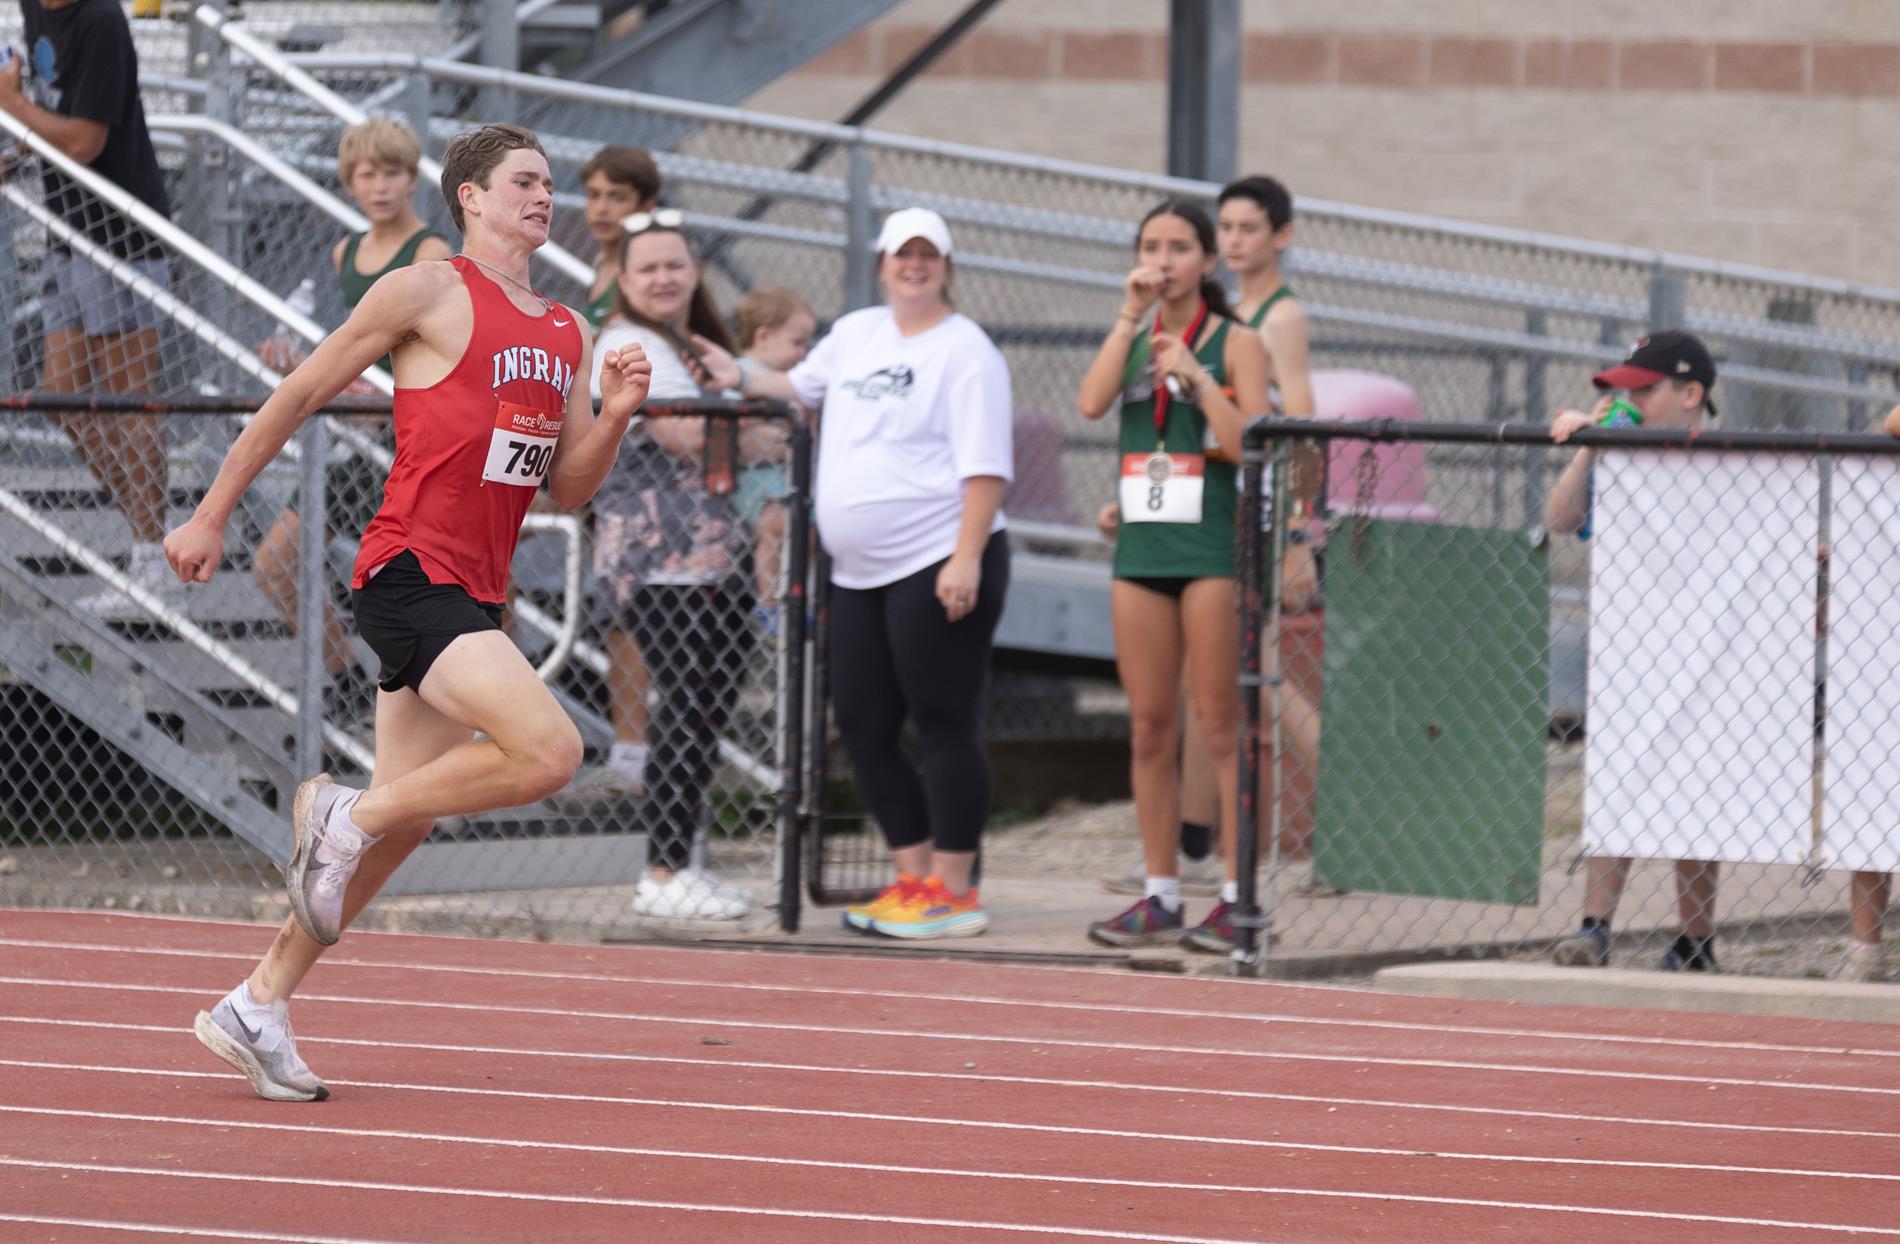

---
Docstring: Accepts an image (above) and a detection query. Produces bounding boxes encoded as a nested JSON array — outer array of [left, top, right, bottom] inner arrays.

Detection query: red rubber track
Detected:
[[1, 909, 1897, 1243]]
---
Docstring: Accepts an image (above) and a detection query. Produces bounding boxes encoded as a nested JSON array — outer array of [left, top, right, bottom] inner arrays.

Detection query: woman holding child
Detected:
[[709, 207, 1014, 939], [589, 210, 756, 921]]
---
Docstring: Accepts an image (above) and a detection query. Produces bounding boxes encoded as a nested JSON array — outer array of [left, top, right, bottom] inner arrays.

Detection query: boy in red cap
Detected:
[[1546, 330, 1722, 971]]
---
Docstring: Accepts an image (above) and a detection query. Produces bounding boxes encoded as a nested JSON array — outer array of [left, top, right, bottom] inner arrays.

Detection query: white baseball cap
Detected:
[[875, 207, 953, 257]]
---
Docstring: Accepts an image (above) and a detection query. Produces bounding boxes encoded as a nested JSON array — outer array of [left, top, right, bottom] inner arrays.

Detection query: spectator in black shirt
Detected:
[[2, 0, 178, 617]]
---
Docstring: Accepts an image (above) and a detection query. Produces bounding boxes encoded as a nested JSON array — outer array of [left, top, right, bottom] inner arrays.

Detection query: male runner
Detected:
[[165, 123, 652, 1101]]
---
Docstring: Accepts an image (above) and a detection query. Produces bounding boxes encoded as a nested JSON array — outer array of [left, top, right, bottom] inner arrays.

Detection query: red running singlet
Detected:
[[352, 256, 582, 604]]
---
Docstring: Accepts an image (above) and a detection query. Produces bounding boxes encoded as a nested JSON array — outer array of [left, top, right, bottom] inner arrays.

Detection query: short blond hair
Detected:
[[337, 118, 422, 185], [734, 285, 812, 349]]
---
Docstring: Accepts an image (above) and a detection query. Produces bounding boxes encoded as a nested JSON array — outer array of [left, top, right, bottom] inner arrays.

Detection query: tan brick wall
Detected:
[[743, 1, 1900, 285]]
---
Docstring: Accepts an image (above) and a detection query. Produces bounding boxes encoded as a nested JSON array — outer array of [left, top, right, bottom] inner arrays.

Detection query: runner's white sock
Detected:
[[230, 981, 274, 1027], [314, 788, 379, 867], [608, 741, 649, 775], [1144, 876, 1182, 914], [1221, 880, 1239, 903]]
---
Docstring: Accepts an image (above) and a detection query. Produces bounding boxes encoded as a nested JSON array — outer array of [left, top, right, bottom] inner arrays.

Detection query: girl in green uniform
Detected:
[[578, 146, 661, 332], [1076, 201, 1269, 952]]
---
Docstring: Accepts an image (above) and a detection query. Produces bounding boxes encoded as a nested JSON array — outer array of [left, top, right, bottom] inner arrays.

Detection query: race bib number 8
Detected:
[[482, 400, 564, 487], [1120, 452, 1205, 524]]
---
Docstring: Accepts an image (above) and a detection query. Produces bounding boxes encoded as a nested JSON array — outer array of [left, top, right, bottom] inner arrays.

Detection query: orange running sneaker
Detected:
[[842, 874, 925, 933], [870, 875, 989, 940]]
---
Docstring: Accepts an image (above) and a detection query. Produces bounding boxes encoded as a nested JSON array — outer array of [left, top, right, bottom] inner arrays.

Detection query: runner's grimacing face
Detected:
[[468, 149, 555, 249], [1137, 213, 1214, 305]]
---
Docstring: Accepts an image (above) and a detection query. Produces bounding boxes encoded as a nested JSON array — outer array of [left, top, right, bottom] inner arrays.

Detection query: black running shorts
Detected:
[[350, 549, 504, 695]]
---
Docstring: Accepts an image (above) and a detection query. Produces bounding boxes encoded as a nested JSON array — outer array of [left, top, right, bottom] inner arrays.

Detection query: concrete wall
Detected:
[[745, 0, 1900, 286]]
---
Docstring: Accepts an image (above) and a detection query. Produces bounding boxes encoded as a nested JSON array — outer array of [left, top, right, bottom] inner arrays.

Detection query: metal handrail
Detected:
[[0, 483, 375, 771], [199, 6, 593, 290], [0, 148, 395, 472], [519, 512, 583, 682], [148, 113, 371, 234], [271, 50, 1900, 310]]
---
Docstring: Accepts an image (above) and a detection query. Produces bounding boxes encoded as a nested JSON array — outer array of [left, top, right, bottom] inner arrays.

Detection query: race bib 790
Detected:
[[481, 400, 564, 487]]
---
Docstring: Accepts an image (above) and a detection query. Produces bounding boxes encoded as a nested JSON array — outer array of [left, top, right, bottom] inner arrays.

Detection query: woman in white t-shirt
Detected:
[[704, 207, 1013, 940], [584, 211, 756, 922]]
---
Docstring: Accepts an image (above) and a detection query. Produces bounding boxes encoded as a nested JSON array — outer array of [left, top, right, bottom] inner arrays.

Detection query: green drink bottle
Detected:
[[1599, 398, 1642, 428]]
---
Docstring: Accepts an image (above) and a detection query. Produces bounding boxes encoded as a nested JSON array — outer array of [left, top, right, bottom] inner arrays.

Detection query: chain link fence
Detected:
[[7, 8, 1900, 969], [1235, 418, 1900, 981]]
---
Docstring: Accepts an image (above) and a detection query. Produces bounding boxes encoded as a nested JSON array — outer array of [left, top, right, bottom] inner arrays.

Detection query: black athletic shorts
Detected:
[[350, 549, 504, 694], [1121, 575, 1196, 600]]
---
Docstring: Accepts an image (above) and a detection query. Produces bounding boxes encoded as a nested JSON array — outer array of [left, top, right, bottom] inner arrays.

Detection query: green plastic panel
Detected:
[[1312, 520, 1549, 906]]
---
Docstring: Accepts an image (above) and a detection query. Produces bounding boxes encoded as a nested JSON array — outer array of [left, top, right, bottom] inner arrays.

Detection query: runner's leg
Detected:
[[344, 630, 583, 832], [247, 687, 475, 1002]]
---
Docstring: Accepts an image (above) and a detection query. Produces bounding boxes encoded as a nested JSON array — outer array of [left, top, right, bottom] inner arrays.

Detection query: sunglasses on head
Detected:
[[622, 207, 685, 235]]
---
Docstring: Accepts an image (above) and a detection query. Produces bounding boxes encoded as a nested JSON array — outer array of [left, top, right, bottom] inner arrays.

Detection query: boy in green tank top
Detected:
[[254, 119, 450, 724]]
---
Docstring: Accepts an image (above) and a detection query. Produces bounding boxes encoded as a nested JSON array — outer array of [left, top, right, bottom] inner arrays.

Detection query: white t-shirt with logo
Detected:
[[789, 306, 1013, 589]]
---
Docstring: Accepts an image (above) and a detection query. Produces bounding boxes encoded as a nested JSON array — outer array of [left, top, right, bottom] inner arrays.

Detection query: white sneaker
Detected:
[[74, 550, 187, 622], [631, 868, 752, 920], [1831, 944, 1889, 983], [1100, 851, 1223, 897]]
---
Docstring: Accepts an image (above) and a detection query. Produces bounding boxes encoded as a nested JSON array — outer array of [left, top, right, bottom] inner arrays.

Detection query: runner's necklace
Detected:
[[460, 253, 555, 313]]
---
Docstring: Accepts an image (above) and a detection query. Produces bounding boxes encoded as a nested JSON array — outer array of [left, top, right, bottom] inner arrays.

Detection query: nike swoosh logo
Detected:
[[233, 1009, 263, 1044], [552, 317, 571, 327]]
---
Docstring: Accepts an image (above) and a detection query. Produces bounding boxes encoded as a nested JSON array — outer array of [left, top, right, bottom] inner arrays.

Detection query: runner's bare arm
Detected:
[[163, 265, 444, 582], [546, 317, 651, 509]]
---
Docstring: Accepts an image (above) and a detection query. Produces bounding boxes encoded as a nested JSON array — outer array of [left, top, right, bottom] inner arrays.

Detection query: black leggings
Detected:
[[627, 582, 755, 872], [829, 531, 1009, 855]]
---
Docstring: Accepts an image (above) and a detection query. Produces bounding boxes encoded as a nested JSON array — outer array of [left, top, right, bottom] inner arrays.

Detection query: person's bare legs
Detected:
[[1112, 581, 1186, 880], [253, 509, 356, 673], [250, 633, 580, 999], [1677, 860, 1718, 939], [889, 842, 975, 895], [1180, 579, 1240, 884], [754, 500, 786, 603], [247, 687, 474, 1002], [49, 329, 169, 543], [1581, 857, 1632, 922], [1179, 670, 1218, 829], [1850, 871, 1891, 946], [605, 629, 651, 746], [346, 631, 583, 834]]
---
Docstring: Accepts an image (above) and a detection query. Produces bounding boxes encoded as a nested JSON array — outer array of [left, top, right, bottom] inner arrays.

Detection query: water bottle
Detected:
[[1598, 397, 1642, 428]]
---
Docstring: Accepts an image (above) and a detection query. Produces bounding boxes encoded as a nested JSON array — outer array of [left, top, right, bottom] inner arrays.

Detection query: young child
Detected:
[[1547, 329, 1723, 972], [731, 286, 816, 632], [253, 119, 451, 721]]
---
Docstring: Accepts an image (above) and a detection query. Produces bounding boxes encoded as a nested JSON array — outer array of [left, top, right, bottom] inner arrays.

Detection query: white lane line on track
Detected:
[[6, 1045, 1899, 1143], [6, 935, 1893, 1063], [5, 1157, 1897, 1239], [0, 907, 1340, 995], [0, 1214, 395, 1243], [7, 1101, 1898, 1187], [3, 977, 1896, 1097]]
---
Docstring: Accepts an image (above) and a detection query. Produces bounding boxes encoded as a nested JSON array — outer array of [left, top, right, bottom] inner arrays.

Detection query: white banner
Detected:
[[1583, 450, 1818, 865], [1822, 459, 1900, 874]]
